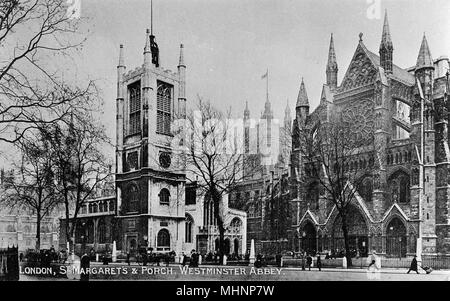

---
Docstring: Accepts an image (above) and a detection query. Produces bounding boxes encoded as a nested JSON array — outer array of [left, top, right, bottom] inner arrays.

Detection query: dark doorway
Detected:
[[386, 217, 407, 257], [300, 222, 316, 255], [224, 239, 230, 255]]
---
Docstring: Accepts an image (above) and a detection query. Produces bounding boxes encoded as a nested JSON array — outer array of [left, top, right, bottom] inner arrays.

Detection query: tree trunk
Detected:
[[211, 186, 225, 265], [218, 218, 225, 265], [341, 214, 352, 267], [36, 212, 41, 251]]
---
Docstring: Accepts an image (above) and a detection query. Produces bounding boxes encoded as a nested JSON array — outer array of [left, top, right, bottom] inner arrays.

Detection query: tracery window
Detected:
[[358, 177, 373, 202], [388, 172, 410, 203], [128, 184, 139, 213], [307, 182, 320, 209], [185, 214, 193, 243], [128, 81, 141, 135], [157, 229, 170, 250], [98, 219, 107, 243], [157, 82, 172, 135]]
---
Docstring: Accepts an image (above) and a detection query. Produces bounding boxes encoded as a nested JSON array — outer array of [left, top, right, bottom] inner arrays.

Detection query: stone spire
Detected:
[[285, 99, 291, 116], [379, 10, 393, 73], [296, 78, 309, 108], [380, 10, 393, 48], [326, 33, 338, 88], [244, 101, 250, 120], [416, 33, 434, 70], [284, 99, 292, 128]]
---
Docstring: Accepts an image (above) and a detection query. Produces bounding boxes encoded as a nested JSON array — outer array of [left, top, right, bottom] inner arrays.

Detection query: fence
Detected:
[[282, 255, 450, 270], [0, 246, 20, 281]]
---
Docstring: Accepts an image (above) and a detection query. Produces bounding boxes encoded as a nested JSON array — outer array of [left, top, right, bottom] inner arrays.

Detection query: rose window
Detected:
[[341, 99, 374, 144]]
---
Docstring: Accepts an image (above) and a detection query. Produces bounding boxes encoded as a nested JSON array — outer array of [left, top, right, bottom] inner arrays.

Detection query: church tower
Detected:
[[115, 11, 187, 255]]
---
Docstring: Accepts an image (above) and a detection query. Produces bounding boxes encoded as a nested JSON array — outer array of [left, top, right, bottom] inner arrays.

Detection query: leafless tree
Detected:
[[40, 109, 112, 252], [0, 128, 60, 250], [183, 98, 258, 263], [296, 116, 373, 267], [0, 0, 87, 144]]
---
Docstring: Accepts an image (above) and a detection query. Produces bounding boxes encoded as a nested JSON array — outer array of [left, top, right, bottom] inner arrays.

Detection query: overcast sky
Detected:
[[2, 0, 450, 166], [73, 0, 450, 133]]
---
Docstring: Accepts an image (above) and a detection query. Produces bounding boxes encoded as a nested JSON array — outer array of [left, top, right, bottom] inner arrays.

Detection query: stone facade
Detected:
[[290, 12, 450, 257]]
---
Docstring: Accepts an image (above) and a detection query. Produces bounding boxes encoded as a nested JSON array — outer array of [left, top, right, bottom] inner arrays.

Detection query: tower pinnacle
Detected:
[[296, 78, 309, 108], [326, 33, 338, 88], [379, 10, 393, 73], [416, 33, 433, 70]]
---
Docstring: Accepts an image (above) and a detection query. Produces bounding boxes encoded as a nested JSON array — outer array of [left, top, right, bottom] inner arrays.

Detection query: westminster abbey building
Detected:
[[290, 11, 450, 258]]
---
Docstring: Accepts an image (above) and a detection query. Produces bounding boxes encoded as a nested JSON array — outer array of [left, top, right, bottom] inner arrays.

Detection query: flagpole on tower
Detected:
[[266, 68, 269, 102], [150, 0, 153, 35]]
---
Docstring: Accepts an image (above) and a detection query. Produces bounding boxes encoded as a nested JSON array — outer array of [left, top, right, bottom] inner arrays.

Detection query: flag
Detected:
[[261, 70, 268, 79]]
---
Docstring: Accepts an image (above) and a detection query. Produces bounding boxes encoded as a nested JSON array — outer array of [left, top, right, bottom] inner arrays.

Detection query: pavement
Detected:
[[18, 262, 450, 281]]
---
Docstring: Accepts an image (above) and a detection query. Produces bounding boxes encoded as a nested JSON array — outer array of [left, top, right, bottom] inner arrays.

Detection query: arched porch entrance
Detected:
[[386, 217, 407, 257], [300, 222, 316, 255], [331, 206, 369, 257]]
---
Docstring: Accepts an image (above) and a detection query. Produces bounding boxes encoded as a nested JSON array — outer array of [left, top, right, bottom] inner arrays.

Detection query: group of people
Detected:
[[22, 245, 59, 266], [300, 253, 322, 271], [181, 250, 200, 267], [126, 248, 176, 266]]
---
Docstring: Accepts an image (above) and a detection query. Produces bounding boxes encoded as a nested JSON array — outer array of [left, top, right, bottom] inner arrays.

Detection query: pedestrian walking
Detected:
[[306, 254, 312, 271], [80, 253, 90, 282], [316, 255, 322, 271], [126, 251, 131, 266], [368, 251, 377, 269], [407, 255, 419, 274]]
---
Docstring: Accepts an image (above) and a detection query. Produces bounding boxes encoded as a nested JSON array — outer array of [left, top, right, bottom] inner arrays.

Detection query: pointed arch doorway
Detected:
[[300, 222, 316, 255]]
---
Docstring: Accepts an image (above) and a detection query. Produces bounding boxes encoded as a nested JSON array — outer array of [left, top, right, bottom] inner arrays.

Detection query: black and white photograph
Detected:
[[1, 0, 450, 289]]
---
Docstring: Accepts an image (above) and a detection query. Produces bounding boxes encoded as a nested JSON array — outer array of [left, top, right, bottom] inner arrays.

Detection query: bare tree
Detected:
[[183, 98, 257, 263], [40, 110, 112, 253], [0, 0, 87, 143], [296, 117, 373, 267], [0, 128, 60, 250]]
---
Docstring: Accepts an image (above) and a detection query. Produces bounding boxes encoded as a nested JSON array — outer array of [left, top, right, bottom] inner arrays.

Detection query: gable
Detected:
[[340, 43, 379, 92]]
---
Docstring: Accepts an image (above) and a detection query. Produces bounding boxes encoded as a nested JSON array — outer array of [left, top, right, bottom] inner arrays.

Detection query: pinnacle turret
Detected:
[[379, 10, 393, 73], [326, 33, 338, 88], [296, 78, 309, 108], [416, 33, 434, 70]]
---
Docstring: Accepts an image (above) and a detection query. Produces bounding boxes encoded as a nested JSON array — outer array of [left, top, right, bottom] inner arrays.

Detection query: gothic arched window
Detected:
[[87, 220, 94, 244], [128, 81, 141, 135], [157, 82, 172, 135], [157, 229, 170, 250], [159, 188, 170, 205], [98, 219, 107, 243], [388, 171, 410, 203], [307, 182, 320, 209], [358, 177, 373, 202], [128, 184, 139, 213], [185, 214, 193, 243]]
